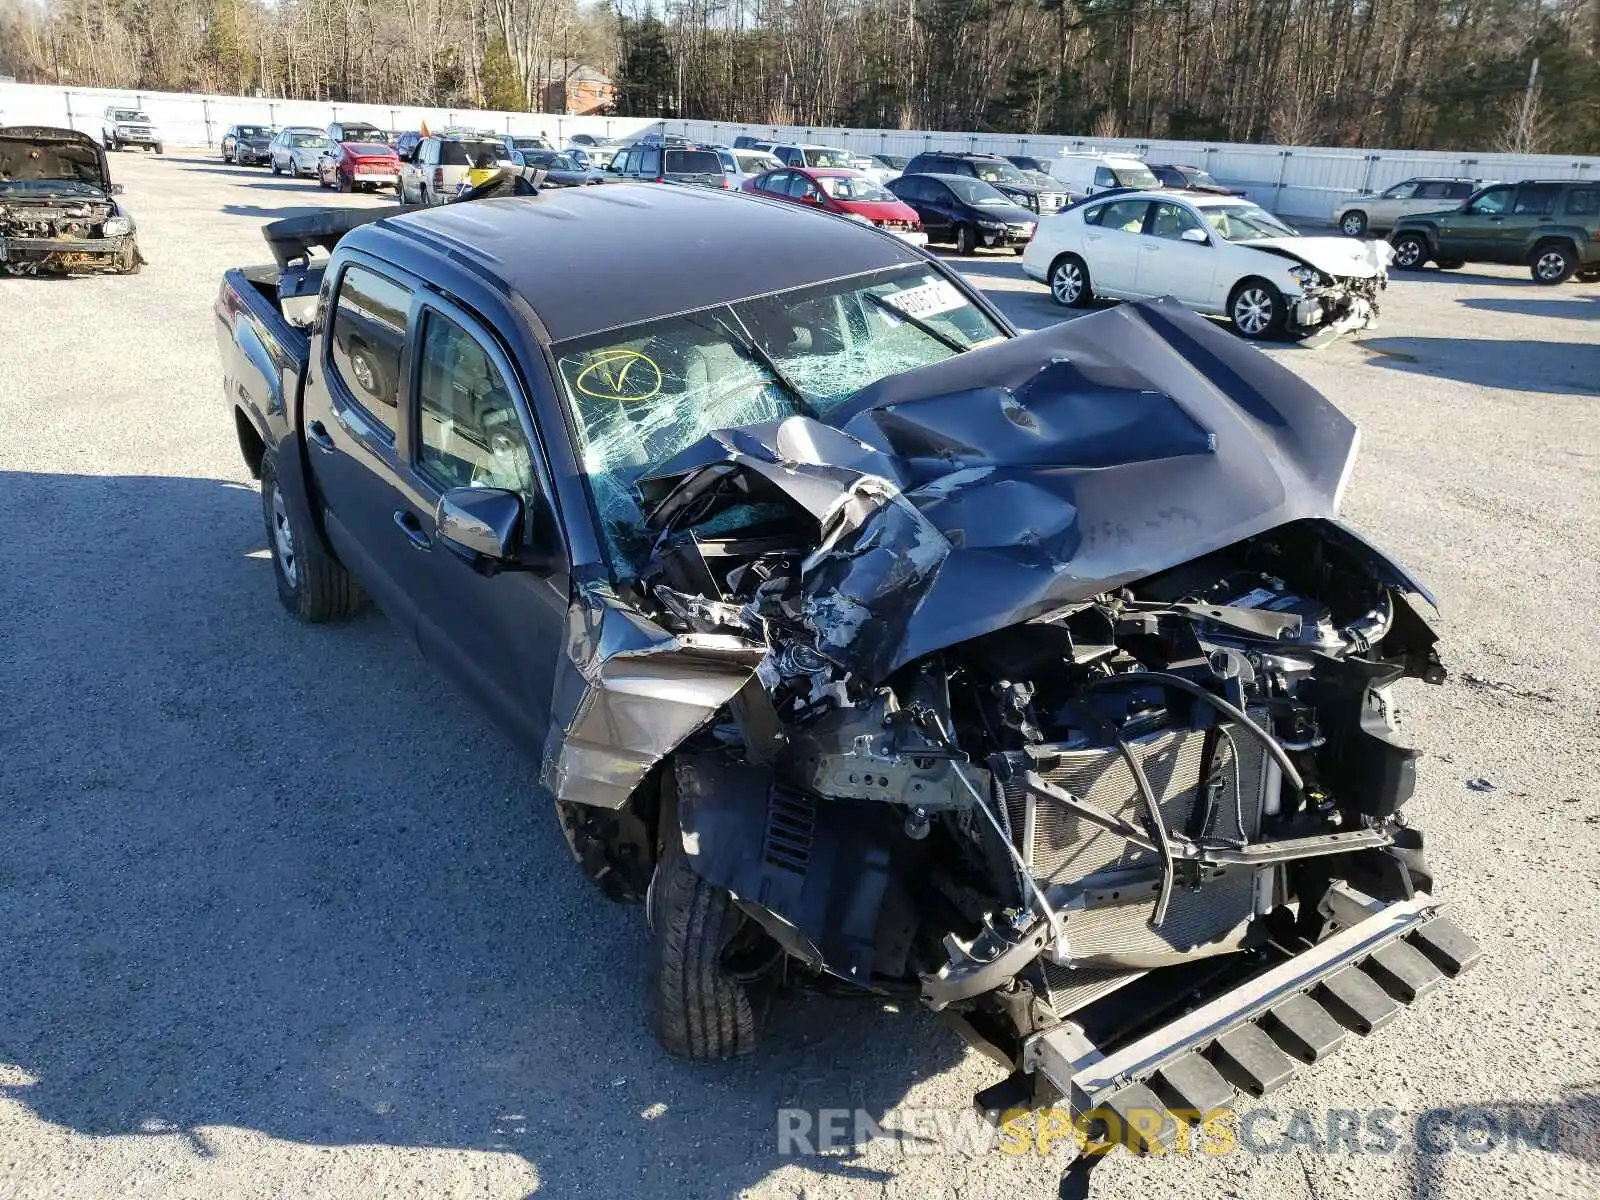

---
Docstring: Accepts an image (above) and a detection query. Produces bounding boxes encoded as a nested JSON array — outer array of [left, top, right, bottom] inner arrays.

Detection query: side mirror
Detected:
[[1180, 226, 1208, 244], [436, 487, 523, 569]]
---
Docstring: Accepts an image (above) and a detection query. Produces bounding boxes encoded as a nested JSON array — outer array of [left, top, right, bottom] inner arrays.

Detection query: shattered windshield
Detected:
[[815, 174, 894, 202], [1202, 203, 1296, 241], [553, 266, 1007, 572], [944, 178, 1015, 207]]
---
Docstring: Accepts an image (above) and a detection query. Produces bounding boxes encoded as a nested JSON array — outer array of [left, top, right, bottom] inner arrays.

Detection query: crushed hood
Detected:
[[1249, 235, 1392, 278], [640, 298, 1361, 684], [0, 126, 110, 192]]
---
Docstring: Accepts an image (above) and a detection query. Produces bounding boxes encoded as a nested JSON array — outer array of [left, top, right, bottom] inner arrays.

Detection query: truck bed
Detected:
[[215, 265, 317, 468]]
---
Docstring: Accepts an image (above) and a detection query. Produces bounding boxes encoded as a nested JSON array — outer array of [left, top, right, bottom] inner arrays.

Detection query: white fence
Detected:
[[0, 81, 656, 153], [4, 80, 1597, 221], [667, 120, 1600, 221]]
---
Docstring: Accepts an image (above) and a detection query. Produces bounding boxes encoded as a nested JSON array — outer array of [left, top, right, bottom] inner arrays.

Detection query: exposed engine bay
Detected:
[[0, 126, 142, 276], [539, 305, 1471, 1118]]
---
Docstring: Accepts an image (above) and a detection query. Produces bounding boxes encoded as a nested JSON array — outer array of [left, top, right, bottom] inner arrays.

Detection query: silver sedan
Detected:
[[269, 129, 331, 178]]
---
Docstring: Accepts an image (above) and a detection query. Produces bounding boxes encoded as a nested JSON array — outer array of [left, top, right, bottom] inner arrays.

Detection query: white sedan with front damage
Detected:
[[1023, 190, 1391, 340]]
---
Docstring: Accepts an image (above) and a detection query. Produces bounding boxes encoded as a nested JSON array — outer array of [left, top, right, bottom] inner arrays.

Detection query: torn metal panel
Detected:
[[541, 578, 766, 808], [640, 300, 1368, 684]]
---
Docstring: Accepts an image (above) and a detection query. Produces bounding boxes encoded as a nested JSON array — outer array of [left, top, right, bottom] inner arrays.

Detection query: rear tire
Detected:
[[337, 173, 352, 194], [1339, 211, 1368, 237], [1391, 233, 1429, 270], [1048, 253, 1094, 307], [1229, 278, 1286, 340], [955, 223, 977, 256], [1530, 242, 1576, 285], [647, 779, 759, 1061], [261, 456, 363, 624]]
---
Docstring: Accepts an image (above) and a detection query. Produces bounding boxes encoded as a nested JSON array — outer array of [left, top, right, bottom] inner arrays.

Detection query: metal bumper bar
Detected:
[[1022, 885, 1479, 1145]]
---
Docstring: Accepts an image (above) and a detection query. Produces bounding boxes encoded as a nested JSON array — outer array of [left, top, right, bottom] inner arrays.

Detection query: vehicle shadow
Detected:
[[0, 469, 977, 1198], [1355, 335, 1600, 396], [1457, 295, 1600, 320]]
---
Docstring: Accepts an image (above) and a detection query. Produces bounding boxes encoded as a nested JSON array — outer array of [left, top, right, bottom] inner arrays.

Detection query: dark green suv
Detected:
[[1389, 180, 1600, 284]]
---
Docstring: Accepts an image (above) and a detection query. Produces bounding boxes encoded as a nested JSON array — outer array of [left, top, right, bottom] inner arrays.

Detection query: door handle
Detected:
[[306, 420, 336, 451], [1140, 243, 1159, 251], [393, 510, 432, 551], [1085, 233, 1102, 242]]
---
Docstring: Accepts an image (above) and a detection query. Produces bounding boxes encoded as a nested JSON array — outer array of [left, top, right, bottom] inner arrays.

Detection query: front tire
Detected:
[[955, 223, 978, 256], [647, 782, 759, 1061], [1048, 253, 1094, 307], [261, 457, 362, 623], [151, 144, 162, 154], [1340, 211, 1368, 237], [1531, 242, 1576, 285], [1391, 233, 1429, 270], [1229, 278, 1286, 340]]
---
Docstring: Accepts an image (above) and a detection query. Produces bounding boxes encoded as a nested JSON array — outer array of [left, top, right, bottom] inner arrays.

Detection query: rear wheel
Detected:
[[1229, 278, 1286, 339], [1339, 211, 1368, 237], [337, 173, 352, 194], [1048, 253, 1093, 307], [1391, 233, 1429, 270], [955, 223, 978, 256], [646, 777, 760, 1061], [1531, 242, 1576, 285], [260, 456, 363, 623]]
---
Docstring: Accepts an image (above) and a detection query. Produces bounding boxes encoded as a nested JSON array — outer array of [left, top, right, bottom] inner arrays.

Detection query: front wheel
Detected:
[[1048, 253, 1093, 307], [1229, 278, 1286, 340], [336, 173, 352, 194], [1391, 233, 1429, 270], [1531, 243, 1576, 285], [647, 782, 760, 1061], [955, 223, 978, 256], [260, 457, 363, 623], [151, 144, 162, 154], [1340, 211, 1368, 238]]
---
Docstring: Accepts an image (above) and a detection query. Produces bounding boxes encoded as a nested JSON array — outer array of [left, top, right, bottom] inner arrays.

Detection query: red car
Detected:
[[317, 141, 401, 193], [742, 167, 927, 246]]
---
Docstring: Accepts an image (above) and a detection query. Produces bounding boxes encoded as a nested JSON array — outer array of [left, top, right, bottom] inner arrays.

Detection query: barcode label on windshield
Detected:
[[880, 280, 966, 320]]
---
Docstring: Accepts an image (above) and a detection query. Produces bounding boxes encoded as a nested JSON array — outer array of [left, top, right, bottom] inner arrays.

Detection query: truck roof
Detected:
[[360, 182, 925, 343]]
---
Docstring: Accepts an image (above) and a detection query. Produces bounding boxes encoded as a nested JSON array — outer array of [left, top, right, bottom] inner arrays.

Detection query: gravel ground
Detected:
[[1, 152, 1596, 1200]]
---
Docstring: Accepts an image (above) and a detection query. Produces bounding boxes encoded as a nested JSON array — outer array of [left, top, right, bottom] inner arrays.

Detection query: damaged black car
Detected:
[[218, 186, 1477, 1178], [0, 125, 143, 276]]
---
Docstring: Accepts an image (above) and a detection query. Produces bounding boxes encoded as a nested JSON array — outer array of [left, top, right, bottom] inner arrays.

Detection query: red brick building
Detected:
[[537, 61, 615, 116]]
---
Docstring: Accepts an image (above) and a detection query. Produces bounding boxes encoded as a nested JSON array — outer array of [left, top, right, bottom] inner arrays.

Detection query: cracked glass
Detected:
[[552, 267, 1006, 574]]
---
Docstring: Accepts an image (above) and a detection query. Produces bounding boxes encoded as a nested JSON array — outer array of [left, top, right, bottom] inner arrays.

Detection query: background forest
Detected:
[[1, 0, 1596, 152]]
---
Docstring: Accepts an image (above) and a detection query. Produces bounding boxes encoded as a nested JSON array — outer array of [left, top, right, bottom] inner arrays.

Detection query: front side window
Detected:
[[328, 265, 412, 438], [552, 267, 1006, 572], [1201, 203, 1295, 241], [641, 148, 662, 176], [1466, 186, 1513, 215], [1384, 181, 1420, 200], [415, 312, 534, 496], [1150, 201, 1206, 240], [1093, 167, 1116, 188], [1113, 164, 1160, 188]]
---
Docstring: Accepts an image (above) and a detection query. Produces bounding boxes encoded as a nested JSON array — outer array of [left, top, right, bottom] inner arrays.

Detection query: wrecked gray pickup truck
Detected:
[[217, 187, 1476, 1183], [0, 125, 142, 275]]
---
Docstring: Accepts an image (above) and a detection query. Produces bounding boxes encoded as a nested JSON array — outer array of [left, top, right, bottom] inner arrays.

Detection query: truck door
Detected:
[[302, 259, 425, 640], [391, 302, 568, 752]]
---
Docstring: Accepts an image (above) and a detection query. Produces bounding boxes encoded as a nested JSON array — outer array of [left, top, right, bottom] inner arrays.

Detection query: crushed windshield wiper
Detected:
[[862, 291, 968, 355], [714, 312, 819, 418]]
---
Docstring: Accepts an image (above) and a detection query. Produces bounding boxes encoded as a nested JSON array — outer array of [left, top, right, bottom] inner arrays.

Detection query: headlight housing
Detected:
[[1287, 264, 1323, 288], [102, 216, 131, 237]]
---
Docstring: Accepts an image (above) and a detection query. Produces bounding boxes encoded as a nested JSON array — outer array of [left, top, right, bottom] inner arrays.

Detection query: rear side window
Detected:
[[1416, 182, 1457, 200], [641, 148, 662, 175], [1096, 199, 1150, 232], [1447, 182, 1475, 199], [328, 265, 412, 439], [1564, 187, 1599, 216], [1513, 184, 1559, 216]]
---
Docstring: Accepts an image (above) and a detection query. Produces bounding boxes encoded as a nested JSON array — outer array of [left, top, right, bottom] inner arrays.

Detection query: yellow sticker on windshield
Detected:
[[574, 349, 663, 403]]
